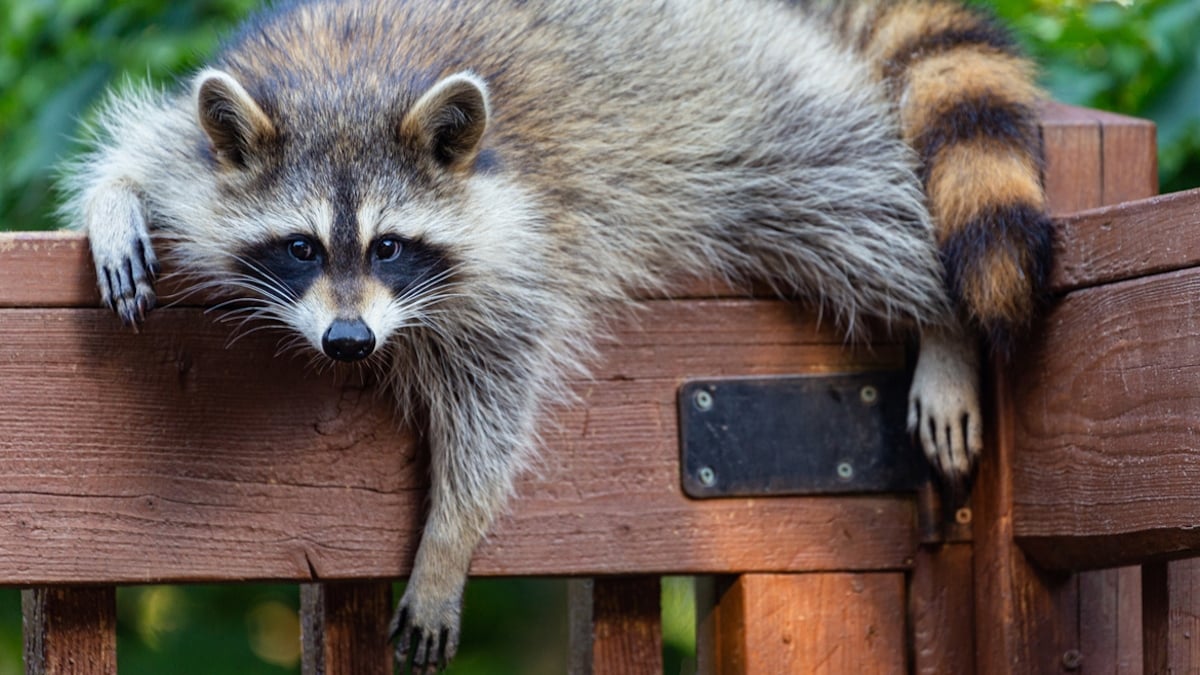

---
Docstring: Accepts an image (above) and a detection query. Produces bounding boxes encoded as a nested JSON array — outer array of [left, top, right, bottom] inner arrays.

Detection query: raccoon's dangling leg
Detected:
[[907, 319, 982, 498]]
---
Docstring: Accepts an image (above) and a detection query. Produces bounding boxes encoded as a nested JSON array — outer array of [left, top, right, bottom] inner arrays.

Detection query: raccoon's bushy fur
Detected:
[[61, 0, 1051, 670]]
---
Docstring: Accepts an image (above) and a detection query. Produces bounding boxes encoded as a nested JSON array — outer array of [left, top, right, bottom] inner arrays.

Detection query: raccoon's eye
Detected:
[[288, 237, 317, 262], [374, 237, 402, 262]]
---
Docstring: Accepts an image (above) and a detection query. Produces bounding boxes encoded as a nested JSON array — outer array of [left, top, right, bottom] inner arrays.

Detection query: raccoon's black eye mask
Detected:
[[238, 235, 325, 298]]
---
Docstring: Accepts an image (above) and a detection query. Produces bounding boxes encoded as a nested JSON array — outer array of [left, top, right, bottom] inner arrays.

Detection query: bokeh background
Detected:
[[2, 0, 1199, 672]]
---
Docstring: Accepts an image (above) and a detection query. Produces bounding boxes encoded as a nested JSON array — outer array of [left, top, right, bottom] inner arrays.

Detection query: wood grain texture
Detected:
[[590, 577, 663, 675], [1044, 101, 1157, 675], [975, 365, 1080, 675], [1050, 189, 1200, 294], [910, 544, 974, 675], [1041, 103, 1103, 216], [970, 102, 1157, 675], [1081, 567, 1144, 675], [709, 573, 905, 675], [1013, 266, 1200, 569], [0, 305, 913, 584], [22, 587, 117, 675], [1143, 560, 1200, 675], [300, 582, 393, 675]]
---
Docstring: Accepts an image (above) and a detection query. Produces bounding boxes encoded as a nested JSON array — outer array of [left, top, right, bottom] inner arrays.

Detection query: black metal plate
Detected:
[[679, 372, 926, 498]]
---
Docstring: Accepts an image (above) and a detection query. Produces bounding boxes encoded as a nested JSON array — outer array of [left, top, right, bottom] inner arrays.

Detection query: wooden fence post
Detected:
[[300, 581, 393, 675], [568, 577, 663, 675], [22, 587, 117, 675]]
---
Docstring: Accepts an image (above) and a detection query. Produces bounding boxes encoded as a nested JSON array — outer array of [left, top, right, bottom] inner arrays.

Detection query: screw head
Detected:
[[859, 385, 878, 405], [836, 462, 854, 480], [955, 507, 973, 525], [1061, 649, 1083, 670], [697, 466, 716, 487], [693, 389, 713, 411]]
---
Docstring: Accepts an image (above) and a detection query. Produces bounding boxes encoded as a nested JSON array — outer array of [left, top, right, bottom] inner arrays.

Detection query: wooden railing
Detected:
[[3, 104, 1197, 674]]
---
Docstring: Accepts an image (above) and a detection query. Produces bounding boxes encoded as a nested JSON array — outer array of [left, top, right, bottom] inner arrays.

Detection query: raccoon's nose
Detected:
[[322, 319, 375, 362]]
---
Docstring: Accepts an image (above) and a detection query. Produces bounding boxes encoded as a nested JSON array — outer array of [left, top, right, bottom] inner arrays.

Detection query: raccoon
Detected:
[[61, 0, 1051, 670]]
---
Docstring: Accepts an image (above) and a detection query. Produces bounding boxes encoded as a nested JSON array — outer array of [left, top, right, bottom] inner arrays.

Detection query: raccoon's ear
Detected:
[[401, 72, 490, 171], [194, 69, 275, 169]]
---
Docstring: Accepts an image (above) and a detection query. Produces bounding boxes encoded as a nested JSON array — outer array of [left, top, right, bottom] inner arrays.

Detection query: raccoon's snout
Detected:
[[322, 319, 375, 362]]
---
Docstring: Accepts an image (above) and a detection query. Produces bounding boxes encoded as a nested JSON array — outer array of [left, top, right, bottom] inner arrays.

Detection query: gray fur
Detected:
[[61, 0, 963, 670]]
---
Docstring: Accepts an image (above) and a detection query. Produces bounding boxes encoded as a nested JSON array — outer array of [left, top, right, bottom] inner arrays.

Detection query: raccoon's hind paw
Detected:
[[389, 589, 461, 674], [907, 326, 982, 498]]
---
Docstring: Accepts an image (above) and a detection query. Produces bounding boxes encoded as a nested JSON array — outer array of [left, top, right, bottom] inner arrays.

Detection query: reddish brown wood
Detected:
[[22, 587, 117, 675], [0, 232, 96, 308], [975, 364, 1080, 675], [1054, 101, 1156, 675], [707, 573, 905, 674], [1143, 560, 1200, 675], [300, 581, 393, 675], [0, 306, 912, 584], [911, 544, 975, 675], [1012, 266, 1200, 569], [588, 577, 663, 675], [1041, 103, 1103, 216], [969, 102, 1156, 675], [1097, 109, 1158, 205], [1081, 567, 1144, 675], [1049, 189, 1200, 293]]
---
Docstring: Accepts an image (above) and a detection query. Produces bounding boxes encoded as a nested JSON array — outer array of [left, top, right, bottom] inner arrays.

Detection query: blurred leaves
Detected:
[[987, 0, 1200, 192], [0, 0, 257, 231]]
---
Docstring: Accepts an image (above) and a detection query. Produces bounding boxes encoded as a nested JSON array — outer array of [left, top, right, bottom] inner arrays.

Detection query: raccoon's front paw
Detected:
[[91, 233, 160, 329], [389, 587, 462, 674], [907, 326, 982, 496]]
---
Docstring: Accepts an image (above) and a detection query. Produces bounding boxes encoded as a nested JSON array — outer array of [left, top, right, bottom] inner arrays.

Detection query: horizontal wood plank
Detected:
[[1050, 189, 1200, 294], [1013, 265, 1200, 569], [0, 301, 914, 585]]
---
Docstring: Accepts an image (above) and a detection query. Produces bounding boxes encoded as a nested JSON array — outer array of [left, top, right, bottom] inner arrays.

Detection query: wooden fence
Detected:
[[0, 103, 1196, 673]]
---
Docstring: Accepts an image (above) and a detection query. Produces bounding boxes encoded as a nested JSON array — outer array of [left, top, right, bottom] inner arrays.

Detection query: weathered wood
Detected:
[[22, 587, 117, 675], [300, 581, 393, 675], [1050, 189, 1200, 294], [1041, 103, 1103, 216], [970, 101, 1155, 675], [1042, 101, 1158, 675], [1013, 266, 1200, 569], [706, 573, 906, 674], [1143, 560, 1200, 675], [588, 577, 663, 675], [910, 544, 975, 675], [1081, 567, 1144, 675], [975, 364, 1080, 675], [0, 304, 912, 584], [0, 232, 96, 308]]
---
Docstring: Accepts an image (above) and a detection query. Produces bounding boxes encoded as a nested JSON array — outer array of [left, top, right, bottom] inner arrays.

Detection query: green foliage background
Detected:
[[1, 0, 1199, 672]]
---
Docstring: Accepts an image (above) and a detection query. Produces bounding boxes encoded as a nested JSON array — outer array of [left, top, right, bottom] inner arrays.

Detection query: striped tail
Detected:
[[830, 1, 1054, 352]]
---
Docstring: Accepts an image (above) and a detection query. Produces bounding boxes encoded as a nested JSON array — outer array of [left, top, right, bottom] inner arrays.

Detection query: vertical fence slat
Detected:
[[1143, 560, 1200, 675], [911, 544, 975, 675], [300, 581, 393, 675], [22, 587, 116, 675], [701, 573, 905, 675], [593, 576, 663, 675], [569, 576, 663, 675]]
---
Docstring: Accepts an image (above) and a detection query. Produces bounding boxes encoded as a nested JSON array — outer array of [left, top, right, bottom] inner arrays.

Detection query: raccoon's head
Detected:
[[190, 68, 495, 362]]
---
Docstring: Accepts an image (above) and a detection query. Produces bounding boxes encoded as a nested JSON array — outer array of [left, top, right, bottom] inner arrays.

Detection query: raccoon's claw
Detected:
[[908, 326, 982, 499], [389, 594, 459, 674], [95, 236, 159, 329]]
